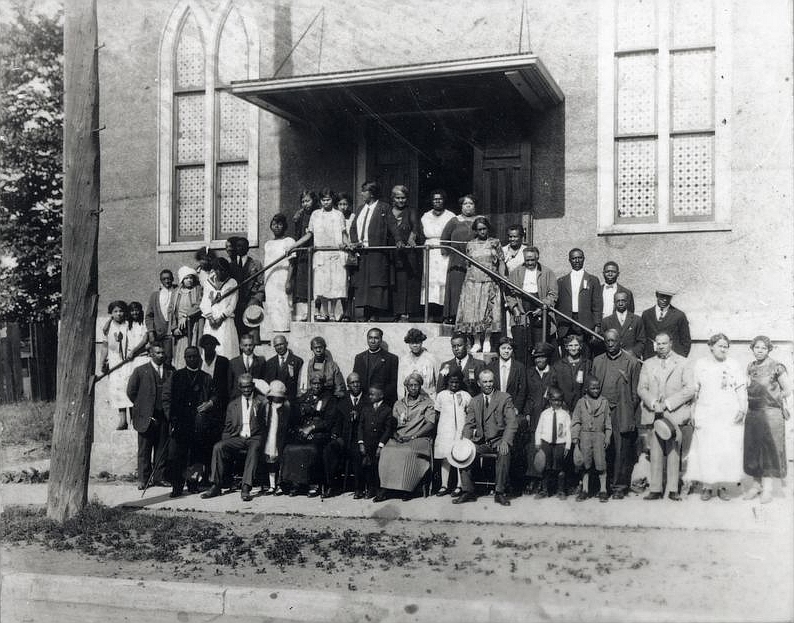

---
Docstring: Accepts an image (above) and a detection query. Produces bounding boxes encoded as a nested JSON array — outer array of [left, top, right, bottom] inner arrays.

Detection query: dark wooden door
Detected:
[[366, 124, 419, 208]]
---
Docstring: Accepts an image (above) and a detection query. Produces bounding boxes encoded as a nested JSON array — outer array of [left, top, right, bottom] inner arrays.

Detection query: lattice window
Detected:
[[218, 91, 248, 161], [175, 14, 204, 89], [217, 10, 248, 85], [671, 134, 713, 219], [217, 164, 248, 235], [616, 53, 657, 135], [176, 167, 205, 238], [616, 139, 658, 220], [616, 0, 657, 50], [176, 94, 205, 163], [671, 0, 713, 48], [671, 49, 714, 131]]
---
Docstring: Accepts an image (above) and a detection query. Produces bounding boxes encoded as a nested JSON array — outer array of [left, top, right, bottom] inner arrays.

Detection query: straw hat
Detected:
[[243, 305, 264, 327], [448, 438, 476, 469]]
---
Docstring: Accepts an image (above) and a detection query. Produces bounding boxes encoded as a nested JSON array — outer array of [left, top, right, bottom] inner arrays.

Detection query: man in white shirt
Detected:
[[556, 248, 602, 354], [145, 269, 177, 363], [228, 333, 266, 399], [601, 261, 635, 318]]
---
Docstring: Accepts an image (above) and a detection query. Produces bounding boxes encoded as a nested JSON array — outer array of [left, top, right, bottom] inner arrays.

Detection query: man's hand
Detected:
[[197, 401, 213, 414], [497, 440, 510, 456], [376, 447, 382, 458], [563, 448, 570, 459], [358, 442, 366, 456]]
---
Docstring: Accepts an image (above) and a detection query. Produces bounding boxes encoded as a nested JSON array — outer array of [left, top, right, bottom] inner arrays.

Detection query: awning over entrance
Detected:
[[230, 53, 564, 126]]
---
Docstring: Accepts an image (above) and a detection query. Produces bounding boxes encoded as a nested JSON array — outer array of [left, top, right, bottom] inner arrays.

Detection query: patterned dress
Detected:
[[744, 357, 789, 478], [455, 237, 505, 334], [199, 276, 239, 360]]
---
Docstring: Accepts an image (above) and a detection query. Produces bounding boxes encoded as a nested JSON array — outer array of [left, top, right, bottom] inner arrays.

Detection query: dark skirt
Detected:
[[392, 263, 422, 316], [744, 407, 787, 478], [443, 265, 467, 317], [280, 442, 323, 485]]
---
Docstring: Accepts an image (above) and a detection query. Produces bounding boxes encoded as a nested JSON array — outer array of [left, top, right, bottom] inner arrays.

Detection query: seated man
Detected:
[[453, 369, 518, 506], [201, 373, 267, 502], [323, 372, 367, 497]]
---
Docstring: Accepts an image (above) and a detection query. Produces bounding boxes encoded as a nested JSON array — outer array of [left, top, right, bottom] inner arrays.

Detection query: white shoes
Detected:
[[482, 340, 491, 353]]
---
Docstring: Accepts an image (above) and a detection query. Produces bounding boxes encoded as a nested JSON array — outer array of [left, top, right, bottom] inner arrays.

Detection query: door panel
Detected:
[[366, 123, 419, 208]]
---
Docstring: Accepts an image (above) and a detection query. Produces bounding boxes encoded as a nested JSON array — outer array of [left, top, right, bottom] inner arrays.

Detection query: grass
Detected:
[[0, 401, 54, 446]]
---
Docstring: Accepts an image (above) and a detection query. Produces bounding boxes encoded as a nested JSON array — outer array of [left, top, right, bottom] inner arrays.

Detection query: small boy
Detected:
[[534, 387, 571, 499], [571, 376, 613, 502], [356, 384, 395, 498]]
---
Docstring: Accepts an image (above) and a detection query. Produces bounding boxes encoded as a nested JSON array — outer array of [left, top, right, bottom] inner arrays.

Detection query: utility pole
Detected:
[[47, 0, 100, 521]]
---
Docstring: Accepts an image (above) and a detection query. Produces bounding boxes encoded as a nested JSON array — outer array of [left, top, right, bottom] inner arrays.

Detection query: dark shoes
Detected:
[[667, 492, 682, 501], [598, 491, 610, 502], [373, 489, 388, 503], [643, 492, 663, 500], [169, 488, 183, 498], [201, 484, 222, 499], [435, 487, 449, 497], [494, 493, 511, 506], [241, 485, 253, 502], [611, 490, 625, 500], [452, 491, 477, 504], [307, 487, 320, 498], [353, 490, 365, 499], [576, 491, 588, 502]]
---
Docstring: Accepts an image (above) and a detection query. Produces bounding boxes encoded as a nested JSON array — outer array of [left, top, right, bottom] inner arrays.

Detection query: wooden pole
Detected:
[[47, 0, 100, 521]]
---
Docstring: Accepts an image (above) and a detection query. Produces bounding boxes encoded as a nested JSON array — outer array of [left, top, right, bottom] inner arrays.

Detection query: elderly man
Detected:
[[353, 327, 399, 407], [201, 373, 268, 502], [323, 372, 368, 497], [592, 328, 641, 499], [436, 331, 486, 397], [556, 248, 602, 356], [641, 288, 691, 359], [453, 369, 518, 506], [637, 332, 696, 500], [504, 246, 558, 365], [263, 334, 304, 403], [601, 291, 646, 359]]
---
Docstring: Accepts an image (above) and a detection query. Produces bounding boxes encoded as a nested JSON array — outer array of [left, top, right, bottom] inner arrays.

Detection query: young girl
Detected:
[[171, 266, 203, 369], [199, 257, 239, 360], [100, 300, 132, 430], [336, 192, 356, 321], [294, 188, 348, 321], [263, 213, 295, 341], [291, 190, 318, 321], [126, 301, 149, 365], [433, 370, 471, 496]]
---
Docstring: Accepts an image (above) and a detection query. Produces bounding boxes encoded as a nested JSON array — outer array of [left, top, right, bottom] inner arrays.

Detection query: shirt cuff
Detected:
[[377, 442, 385, 448]]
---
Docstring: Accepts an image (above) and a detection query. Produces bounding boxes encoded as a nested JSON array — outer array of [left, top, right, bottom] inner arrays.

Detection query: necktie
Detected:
[[661, 357, 667, 370], [484, 395, 489, 409], [244, 356, 250, 372], [551, 409, 558, 444], [157, 365, 162, 379], [280, 356, 286, 368], [658, 309, 665, 321], [238, 257, 243, 268]]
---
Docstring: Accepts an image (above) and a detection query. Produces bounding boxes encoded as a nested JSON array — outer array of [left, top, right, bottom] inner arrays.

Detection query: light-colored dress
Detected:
[[455, 237, 505, 334], [199, 276, 239, 360], [263, 236, 295, 337], [420, 209, 454, 305], [104, 320, 132, 409], [399, 349, 439, 401], [687, 356, 748, 484], [308, 208, 347, 298], [434, 389, 472, 459]]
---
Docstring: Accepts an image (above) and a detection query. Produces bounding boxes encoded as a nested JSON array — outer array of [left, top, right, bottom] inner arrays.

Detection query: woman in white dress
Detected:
[[687, 333, 748, 501], [399, 328, 439, 401], [199, 257, 239, 360], [420, 189, 454, 321], [262, 213, 295, 340], [433, 369, 471, 496], [100, 300, 132, 430]]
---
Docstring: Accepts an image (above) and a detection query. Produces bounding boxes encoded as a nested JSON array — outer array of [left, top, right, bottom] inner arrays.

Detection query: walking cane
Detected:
[[342, 408, 356, 493]]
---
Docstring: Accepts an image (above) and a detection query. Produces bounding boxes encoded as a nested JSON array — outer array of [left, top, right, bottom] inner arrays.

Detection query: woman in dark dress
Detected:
[[440, 194, 477, 324], [291, 190, 318, 321], [386, 184, 424, 322], [279, 373, 337, 497]]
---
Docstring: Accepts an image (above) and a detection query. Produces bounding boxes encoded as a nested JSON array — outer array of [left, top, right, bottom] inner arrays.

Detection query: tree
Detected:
[[0, 6, 64, 323]]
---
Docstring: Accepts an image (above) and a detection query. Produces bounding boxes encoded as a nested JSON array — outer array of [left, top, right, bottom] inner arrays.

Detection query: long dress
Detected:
[[292, 206, 315, 303], [398, 349, 439, 401], [199, 276, 239, 360], [280, 392, 336, 486], [171, 284, 203, 369], [687, 356, 747, 484], [105, 320, 132, 409], [455, 237, 505, 334], [420, 209, 454, 305], [263, 236, 295, 337], [308, 208, 347, 299], [744, 357, 789, 478], [434, 389, 472, 459], [441, 216, 475, 318], [378, 392, 437, 492], [386, 206, 424, 316]]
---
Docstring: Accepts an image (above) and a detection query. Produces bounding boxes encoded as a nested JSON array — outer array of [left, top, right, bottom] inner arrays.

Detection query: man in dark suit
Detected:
[[601, 291, 646, 359], [524, 342, 559, 493], [126, 342, 174, 489], [349, 181, 392, 321], [556, 248, 603, 355], [601, 261, 634, 318], [436, 332, 487, 397], [232, 237, 266, 340], [263, 334, 304, 403], [323, 372, 368, 497], [228, 333, 266, 400], [353, 327, 399, 407], [199, 333, 230, 469], [640, 288, 692, 359], [163, 346, 218, 497], [145, 269, 177, 362], [356, 384, 395, 498], [453, 369, 518, 506], [201, 373, 268, 502]]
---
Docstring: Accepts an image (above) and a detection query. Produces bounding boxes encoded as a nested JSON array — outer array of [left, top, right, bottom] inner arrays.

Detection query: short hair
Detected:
[[451, 331, 468, 343], [458, 194, 476, 207], [149, 340, 165, 351], [236, 237, 250, 249], [107, 300, 128, 314], [568, 247, 584, 257], [429, 188, 447, 203], [194, 246, 217, 262], [654, 331, 672, 342], [239, 333, 255, 343], [506, 224, 524, 236], [584, 374, 601, 387], [238, 372, 254, 386], [361, 181, 381, 199], [750, 335, 774, 352], [308, 371, 325, 384], [404, 328, 427, 344], [310, 336, 327, 349], [184, 345, 200, 357], [318, 186, 335, 200], [603, 328, 620, 340], [708, 333, 731, 347], [272, 334, 288, 345], [346, 371, 361, 383], [562, 333, 582, 346], [403, 372, 424, 386], [478, 368, 495, 381], [391, 184, 408, 198], [225, 236, 239, 247], [523, 246, 540, 257], [199, 334, 220, 348], [336, 192, 353, 206], [159, 269, 173, 278], [369, 383, 385, 393], [367, 327, 384, 338], [548, 386, 564, 400], [447, 369, 464, 383], [270, 212, 288, 228], [471, 215, 492, 233], [498, 336, 513, 346], [603, 261, 619, 271]]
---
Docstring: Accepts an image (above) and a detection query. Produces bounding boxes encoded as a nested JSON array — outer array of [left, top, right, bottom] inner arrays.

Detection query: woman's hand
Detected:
[[734, 410, 746, 424]]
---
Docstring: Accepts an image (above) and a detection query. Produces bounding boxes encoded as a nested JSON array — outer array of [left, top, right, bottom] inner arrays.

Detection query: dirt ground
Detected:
[[3, 505, 792, 622]]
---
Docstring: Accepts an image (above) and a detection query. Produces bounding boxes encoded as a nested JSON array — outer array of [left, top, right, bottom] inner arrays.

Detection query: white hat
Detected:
[[448, 438, 476, 469], [177, 265, 198, 284], [252, 378, 270, 396], [243, 305, 264, 327], [268, 380, 287, 398]]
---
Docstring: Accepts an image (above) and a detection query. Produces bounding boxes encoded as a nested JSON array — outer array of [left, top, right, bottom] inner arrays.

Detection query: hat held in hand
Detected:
[[653, 416, 679, 442], [533, 447, 547, 473], [243, 305, 264, 327], [448, 438, 476, 469]]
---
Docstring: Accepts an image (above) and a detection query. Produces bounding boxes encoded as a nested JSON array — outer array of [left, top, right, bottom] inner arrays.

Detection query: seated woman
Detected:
[[279, 373, 337, 497], [374, 372, 437, 502]]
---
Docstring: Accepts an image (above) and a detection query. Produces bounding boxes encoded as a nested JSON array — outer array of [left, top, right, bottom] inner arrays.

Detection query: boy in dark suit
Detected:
[[356, 384, 395, 498]]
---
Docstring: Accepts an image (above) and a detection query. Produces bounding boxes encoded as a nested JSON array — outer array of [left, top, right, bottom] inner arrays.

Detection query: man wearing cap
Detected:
[[453, 369, 518, 506], [641, 289, 691, 359], [264, 335, 304, 403], [555, 248, 602, 355], [353, 328, 400, 407], [232, 237, 266, 340], [524, 342, 558, 493], [202, 373, 268, 502], [324, 372, 368, 497], [228, 333, 266, 400], [592, 329, 641, 499], [637, 332, 696, 500], [437, 332, 486, 397], [601, 291, 646, 359]]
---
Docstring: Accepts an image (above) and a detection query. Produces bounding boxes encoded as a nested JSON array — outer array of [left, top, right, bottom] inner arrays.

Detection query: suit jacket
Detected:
[[487, 358, 529, 415], [353, 349, 399, 407], [356, 401, 395, 456], [525, 366, 559, 430], [228, 354, 267, 400], [205, 355, 230, 415], [264, 351, 304, 402], [350, 200, 392, 288], [641, 306, 692, 359], [221, 394, 268, 440], [592, 352, 641, 433], [462, 390, 518, 447], [601, 312, 646, 359], [436, 356, 486, 397], [334, 393, 369, 448], [556, 271, 603, 335], [637, 353, 696, 428], [504, 263, 559, 313], [162, 367, 218, 441], [126, 361, 175, 433], [600, 282, 635, 314], [145, 287, 178, 338], [233, 256, 266, 311], [552, 357, 593, 413]]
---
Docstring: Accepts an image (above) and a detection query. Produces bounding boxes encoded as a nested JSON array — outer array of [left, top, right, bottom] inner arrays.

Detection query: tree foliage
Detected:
[[0, 6, 63, 322]]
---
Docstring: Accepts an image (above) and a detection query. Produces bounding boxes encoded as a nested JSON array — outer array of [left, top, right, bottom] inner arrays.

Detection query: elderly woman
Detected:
[[455, 216, 507, 354], [374, 373, 438, 502], [279, 373, 337, 497], [299, 336, 346, 398], [398, 328, 439, 401], [440, 194, 478, 324], [687, 333, 748, 501], [386, 185, 424, 322], [743, 335, 791, 503]]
